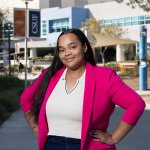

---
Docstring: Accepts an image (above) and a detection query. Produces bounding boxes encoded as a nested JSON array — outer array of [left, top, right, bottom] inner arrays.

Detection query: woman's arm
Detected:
[[111, 121, 133, 144], [24, 111, 38, 137]]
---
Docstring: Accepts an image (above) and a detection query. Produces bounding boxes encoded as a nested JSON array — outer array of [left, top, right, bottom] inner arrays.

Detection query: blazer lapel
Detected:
[[81, 63, 96, 150]]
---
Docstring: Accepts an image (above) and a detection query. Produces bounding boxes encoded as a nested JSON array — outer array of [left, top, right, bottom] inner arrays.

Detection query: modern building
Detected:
[[0, 0, 40, 64], [0, 0, 150, 65], [0, 0, 89, 64], [16, 7, 88, 59], [85, 1, 150, 61]]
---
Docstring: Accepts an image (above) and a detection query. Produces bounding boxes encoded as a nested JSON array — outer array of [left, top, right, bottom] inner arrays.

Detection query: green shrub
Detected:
[[105, 62, 120, 71], [0, 90, 20, 112], [0, 104, 8, 121], [0, 76, 24, 92], [43, 54, 54, 60], [32, 65, 44, 71], [0, 76, 24, 123]]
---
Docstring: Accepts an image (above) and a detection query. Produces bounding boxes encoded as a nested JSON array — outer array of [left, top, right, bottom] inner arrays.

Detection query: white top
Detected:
[[46, 69, 86, 139]]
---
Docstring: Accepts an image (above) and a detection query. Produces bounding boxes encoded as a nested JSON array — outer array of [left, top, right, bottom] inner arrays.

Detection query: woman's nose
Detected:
[[65, 49, 71, 56]]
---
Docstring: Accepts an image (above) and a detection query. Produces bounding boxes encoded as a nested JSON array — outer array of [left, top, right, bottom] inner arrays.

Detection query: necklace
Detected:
[[65, 80, 79, 94]]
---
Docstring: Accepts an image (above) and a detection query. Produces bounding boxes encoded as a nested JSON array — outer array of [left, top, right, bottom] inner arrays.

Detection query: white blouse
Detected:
[[46, 69, 86, 139]]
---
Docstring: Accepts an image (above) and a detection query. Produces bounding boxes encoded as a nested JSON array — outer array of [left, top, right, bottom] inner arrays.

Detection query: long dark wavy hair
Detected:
[[31, 28, 96, 123]]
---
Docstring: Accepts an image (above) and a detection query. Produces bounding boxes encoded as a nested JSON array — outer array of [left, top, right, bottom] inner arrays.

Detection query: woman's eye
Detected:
[[70, 45, 76, 49], [59, 49, 64, 53]]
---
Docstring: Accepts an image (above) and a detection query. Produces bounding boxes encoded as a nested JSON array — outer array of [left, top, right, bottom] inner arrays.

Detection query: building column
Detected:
[[30, 48, 37, 58], [129, 45, 134, 60], [116, 45, 126, 62], [15, 43, 20, 53]]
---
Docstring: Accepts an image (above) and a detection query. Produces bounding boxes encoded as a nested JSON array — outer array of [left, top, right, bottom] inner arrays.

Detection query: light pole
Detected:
[[4, 22, 11, 76], [7, 23, 11, 76], [139, 25, 147, 91], [21, 0, 33, 88]]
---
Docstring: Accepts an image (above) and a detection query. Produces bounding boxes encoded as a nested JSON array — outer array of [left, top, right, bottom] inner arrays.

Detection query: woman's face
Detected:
[[58, 33, 86, 70]]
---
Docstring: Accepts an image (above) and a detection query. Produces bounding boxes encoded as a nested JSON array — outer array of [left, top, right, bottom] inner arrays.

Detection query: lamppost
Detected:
[[4, 22, 11, 76], [139, 25, 147, 91], [7, 23, 11, 76], [21, 0, 33, 88]]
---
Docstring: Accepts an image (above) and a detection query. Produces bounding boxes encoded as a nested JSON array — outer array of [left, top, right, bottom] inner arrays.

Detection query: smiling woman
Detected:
[[20, 28, 145, 150], [58, 33, 86, 70]]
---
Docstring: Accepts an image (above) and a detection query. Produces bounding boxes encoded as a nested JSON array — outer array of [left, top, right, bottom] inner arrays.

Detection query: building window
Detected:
[[103, 20, 111, 24], [145, 20, 150, 24], [49, 18, 69, 33], [138, 16, 144, 20], [124, 22, 131, 26], [118, 18, 124, 23], [103, 14, 150, 27], [138, 21, 144, 25], [41, 20, 47, 36], [111, 19, 118, 24], [124, 17, 131, 22], [131, 21, 138, 26], [145, 15, 150, 19], [132, 16, 138, 21]]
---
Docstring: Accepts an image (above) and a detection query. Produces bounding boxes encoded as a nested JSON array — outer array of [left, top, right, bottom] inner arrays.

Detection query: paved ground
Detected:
[[0, 110, 38, 150], [109, 107, 150, 150]]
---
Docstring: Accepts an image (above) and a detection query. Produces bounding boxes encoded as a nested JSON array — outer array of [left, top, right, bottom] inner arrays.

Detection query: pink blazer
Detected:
[[20, 62, 145, 150]]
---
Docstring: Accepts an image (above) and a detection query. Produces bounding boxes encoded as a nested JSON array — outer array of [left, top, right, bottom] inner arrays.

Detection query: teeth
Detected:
[[66, 59, 72, 62]]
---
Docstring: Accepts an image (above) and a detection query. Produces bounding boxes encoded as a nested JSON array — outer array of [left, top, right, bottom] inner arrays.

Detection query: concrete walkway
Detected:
[[0, 106, 150, 150], [0, 109, 38, 150], [109, 107, 150, 150]]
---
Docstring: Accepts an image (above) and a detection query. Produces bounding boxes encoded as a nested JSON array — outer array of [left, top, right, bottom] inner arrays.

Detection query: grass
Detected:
[[0, 76, 24, 125]]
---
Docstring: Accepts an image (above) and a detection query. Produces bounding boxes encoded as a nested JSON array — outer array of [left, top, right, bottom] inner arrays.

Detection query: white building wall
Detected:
[[85, 1, 150, 41], [41, 7, 72, 46]]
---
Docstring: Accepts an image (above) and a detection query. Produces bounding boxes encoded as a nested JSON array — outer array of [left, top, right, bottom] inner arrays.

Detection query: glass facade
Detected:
[[49, 18, 69, 33], [103, 14, 150, 27]]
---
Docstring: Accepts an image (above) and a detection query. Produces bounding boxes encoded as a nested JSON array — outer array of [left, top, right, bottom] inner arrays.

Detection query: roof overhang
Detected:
[[92, 33, 138, 48]]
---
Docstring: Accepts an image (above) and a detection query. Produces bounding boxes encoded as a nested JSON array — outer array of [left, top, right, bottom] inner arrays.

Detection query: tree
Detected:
[[0, 9, 12, 76], [81, 19, 124, 66], [0, 9, 4, 45], [0, 9, 8, 45], [116, 0, 150, 11]]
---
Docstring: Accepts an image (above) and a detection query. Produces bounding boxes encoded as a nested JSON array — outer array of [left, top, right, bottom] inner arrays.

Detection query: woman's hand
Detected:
[[89, 130, 115, 145]]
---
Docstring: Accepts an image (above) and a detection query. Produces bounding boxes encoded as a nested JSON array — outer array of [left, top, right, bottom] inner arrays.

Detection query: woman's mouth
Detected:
[[65, 58, 74, 62]]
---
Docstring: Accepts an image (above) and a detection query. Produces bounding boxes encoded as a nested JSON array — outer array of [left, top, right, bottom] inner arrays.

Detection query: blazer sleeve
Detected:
[[109, 70, 146, 126], [20, 70, 47, 112]]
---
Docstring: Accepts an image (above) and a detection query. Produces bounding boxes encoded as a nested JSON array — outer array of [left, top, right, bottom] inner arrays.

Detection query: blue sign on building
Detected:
[[29, 10, 40, 37]]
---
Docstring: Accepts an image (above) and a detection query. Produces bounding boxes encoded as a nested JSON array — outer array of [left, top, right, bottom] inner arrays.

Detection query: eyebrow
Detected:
[[58, 42, 77, 49]]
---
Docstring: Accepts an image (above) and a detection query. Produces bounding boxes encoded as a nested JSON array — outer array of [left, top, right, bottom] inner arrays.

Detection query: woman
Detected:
[[20, 28, 145, 150]]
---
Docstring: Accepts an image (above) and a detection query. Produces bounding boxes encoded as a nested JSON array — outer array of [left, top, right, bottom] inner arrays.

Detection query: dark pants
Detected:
[[44, 135, 81, 150]]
